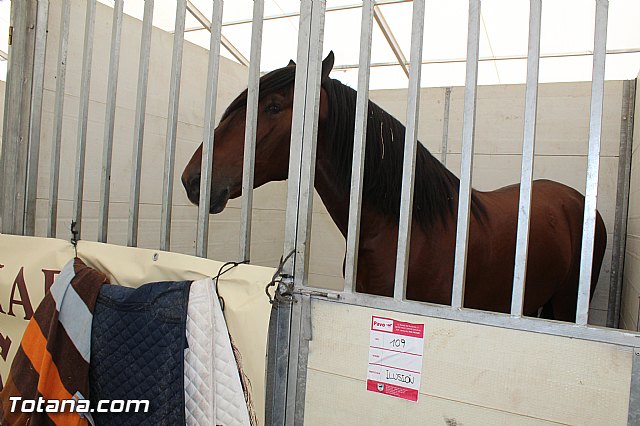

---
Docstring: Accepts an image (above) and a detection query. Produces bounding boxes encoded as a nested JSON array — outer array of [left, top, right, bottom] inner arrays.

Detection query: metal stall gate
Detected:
[[0, 0, 639, 425], [262, 0, 640, 425]]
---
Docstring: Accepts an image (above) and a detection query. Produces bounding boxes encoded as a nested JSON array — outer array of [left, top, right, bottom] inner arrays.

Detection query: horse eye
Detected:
[[265, 103, 282, 114]]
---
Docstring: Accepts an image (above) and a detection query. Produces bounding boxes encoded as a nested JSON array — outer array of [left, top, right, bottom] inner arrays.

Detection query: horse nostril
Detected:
[[190, 176, 201, 196]]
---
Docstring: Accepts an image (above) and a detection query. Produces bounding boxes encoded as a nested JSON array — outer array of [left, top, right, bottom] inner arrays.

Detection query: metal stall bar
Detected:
[[239, 0, 265, 262], [127, 0, 154, 247], [266, 1, 314, 422], [440, 87, 451, 166], [393, 0, 426, 301], [72, 0, 97, 238], [511, 0, 542, 317], [576, 0, 609, 326], [160, 0, 187, 251], [608, 80, 636, 328], [24, 0, 50, 236], [47, 0, 71, 238], [196, 0, 224, 258], [1, 0, 28, 234], [98, 0, 124, 243], [344, 0, 375, 293], [451, 0, 481, 309], [265, 1, 325, 423]]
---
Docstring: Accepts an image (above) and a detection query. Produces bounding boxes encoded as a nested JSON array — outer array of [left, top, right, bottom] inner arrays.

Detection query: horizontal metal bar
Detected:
[[332, 48, 640, 71], [0, 49, 8, 60], [576, 0, 609, 326], [511, 0, 542, 317], [344, 0, 375, 294], [313, 291, 640, 349]]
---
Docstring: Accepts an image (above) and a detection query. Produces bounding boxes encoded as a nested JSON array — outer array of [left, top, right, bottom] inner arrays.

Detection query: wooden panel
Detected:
[[306, 300, 633, 425]]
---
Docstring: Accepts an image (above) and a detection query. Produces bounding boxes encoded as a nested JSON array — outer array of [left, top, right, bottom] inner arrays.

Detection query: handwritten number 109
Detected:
[[389, 338, 406, 348]]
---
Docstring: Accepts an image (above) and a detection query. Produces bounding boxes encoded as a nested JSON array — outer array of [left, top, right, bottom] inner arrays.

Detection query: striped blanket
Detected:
[[0, 258, 108, 425]]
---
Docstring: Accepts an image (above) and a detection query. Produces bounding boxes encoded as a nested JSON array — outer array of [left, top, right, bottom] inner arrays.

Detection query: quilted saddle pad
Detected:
[[185, 278, 251, 426]]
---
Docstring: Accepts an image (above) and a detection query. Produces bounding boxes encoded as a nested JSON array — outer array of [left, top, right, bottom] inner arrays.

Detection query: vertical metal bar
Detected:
[[282, 0, 313, 278], [511, 0, 542, 317], [576, 0, 608, 326], [608, 80, 635, 328], [72, 0, 96, 239], [292, 0, 326, 287], [160, 0, 187, 251], [0, 0, 29, 234], [440, 87, 451, 166], [239, 0, 265, 262], [127, 0, 154, 247], [47, 0, 71, 238], [24, 0, 50, 236], [393, 0, 426, 301], [344, 0, 375, 293], [451, 0, 481, 309], [98, 0, 124, 243], [628, 348, 640, 426], [196, 0, 224, 258], [264, 300, 293, 426]]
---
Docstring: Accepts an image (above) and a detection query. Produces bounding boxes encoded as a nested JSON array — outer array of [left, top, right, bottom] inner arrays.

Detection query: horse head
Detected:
[[181, 52, 335, 213]]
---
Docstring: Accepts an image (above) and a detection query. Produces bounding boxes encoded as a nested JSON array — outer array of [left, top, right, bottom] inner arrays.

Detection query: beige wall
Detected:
[[32, 0, 290, 268], [621, 74, 640, 331]]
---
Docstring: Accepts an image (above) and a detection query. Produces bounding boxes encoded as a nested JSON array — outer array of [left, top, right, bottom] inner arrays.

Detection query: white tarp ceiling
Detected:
[[2, 0, 640, 88]]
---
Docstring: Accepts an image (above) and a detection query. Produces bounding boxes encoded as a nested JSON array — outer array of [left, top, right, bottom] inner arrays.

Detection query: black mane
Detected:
[[222, 66, 481, 229]]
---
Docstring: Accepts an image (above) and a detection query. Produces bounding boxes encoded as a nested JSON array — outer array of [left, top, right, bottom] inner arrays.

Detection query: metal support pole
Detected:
[[98, 0, 124, 243], [511, 0, 542, 317], [451, 0, 481, 309], [394, 0, 426, 301], [239, 0, 265, 262], [127, 0, 154, 247], [344, 0, 375, 293], [72, 0, 96, 239], [196, 0, 224, 258], [576, 0, 609, 326], [160, 0, 187, 251]]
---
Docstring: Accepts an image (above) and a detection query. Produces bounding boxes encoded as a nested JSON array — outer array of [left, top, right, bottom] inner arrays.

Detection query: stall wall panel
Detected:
[[621, 74, 640, 331], [305, 300, 633, 425]]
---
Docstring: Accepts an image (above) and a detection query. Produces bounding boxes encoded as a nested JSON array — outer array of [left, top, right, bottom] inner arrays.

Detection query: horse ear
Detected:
[[287, 59, 296, 67], [321, 51, 334, 83]]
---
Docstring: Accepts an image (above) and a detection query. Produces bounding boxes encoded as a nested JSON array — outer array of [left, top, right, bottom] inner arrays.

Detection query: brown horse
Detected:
[[182, 52, 607, 322]]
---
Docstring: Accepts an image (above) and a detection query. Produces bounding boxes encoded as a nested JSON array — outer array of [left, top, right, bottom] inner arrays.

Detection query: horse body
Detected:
[[182, 52, 607, 322]]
